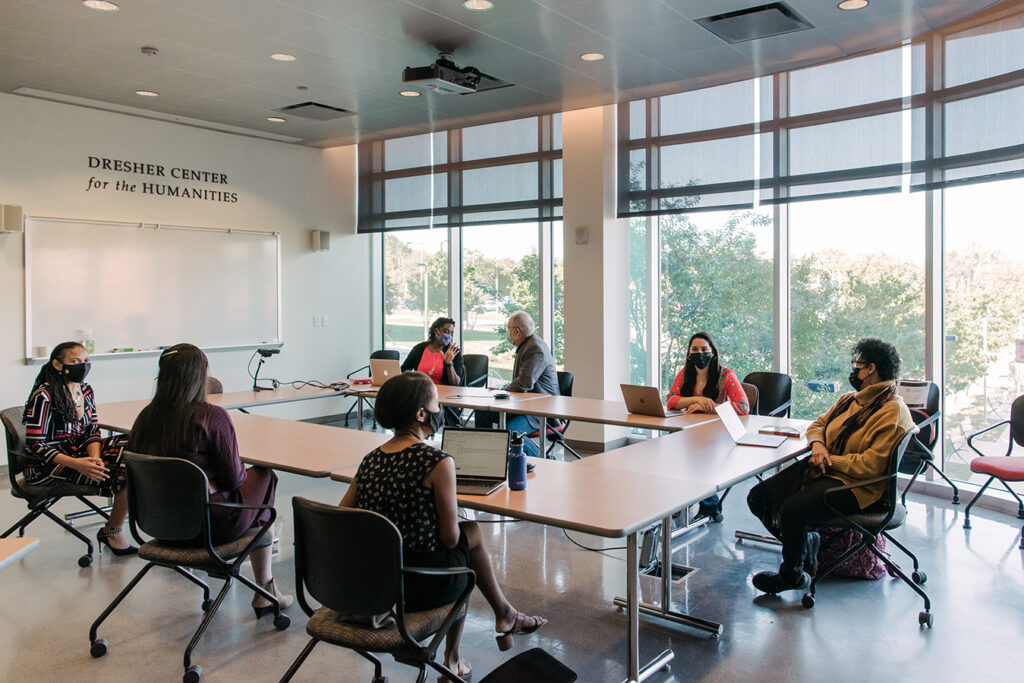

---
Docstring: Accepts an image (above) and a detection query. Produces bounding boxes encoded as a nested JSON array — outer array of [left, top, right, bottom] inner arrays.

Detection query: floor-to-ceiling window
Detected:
[[383, 229, 449, 355]]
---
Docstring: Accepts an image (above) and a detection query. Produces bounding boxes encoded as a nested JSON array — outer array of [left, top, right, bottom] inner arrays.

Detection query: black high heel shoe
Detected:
[[252, 579, 293, 619], [96, 525, 138, 556]]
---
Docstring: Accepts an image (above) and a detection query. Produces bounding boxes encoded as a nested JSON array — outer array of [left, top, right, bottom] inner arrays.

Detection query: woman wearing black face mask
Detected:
[[746, 337, 914, 595], [23, 341, 135, 555], [340, 371, 545, 679], [666, 332, 750, 519], [666, 332, 750, 416]]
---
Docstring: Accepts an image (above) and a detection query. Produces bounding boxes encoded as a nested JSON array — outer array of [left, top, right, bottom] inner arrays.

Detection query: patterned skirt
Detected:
[[24, 434, 128, 497]]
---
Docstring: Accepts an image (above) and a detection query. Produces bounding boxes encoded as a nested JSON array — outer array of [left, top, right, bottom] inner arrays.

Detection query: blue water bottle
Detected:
[[508, 431, 527, 491]]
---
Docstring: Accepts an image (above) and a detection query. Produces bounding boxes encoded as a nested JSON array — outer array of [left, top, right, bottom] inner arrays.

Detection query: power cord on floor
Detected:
[[562, 529, 627, 552]]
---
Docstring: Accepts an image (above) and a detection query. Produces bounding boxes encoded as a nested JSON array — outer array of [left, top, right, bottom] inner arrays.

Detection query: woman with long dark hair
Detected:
[[665, 332, 750, 519], [23, 341, 135, 554], [339, 372, 545, 680], [747, 338, 914, 594], [129, 343, 291, 617]]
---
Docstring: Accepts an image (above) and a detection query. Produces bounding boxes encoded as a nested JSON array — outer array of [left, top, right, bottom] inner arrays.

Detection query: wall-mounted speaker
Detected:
[[311, 229, 330, 251], [0, 204, 23, 233]]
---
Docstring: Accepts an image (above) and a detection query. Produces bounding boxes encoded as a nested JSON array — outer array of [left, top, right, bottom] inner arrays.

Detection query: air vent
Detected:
[[274, 102, 354, 121], [696, 2, 813, 44]]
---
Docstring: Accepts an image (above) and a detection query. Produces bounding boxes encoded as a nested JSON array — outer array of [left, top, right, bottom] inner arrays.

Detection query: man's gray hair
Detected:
[[508, 310, 535, 336]]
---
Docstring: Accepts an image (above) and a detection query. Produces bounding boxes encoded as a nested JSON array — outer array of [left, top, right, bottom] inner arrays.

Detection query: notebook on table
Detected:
[[441, 427, 511, 495], [714, 402, 787, 448], [620, 384, 686, 418]]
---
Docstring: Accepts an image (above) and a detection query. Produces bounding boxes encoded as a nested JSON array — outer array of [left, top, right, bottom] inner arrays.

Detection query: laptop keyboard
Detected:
[[458, 477, 499, 487]]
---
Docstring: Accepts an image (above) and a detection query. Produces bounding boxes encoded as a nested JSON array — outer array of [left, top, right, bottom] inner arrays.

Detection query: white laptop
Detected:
[[442, 427, 510, 496], [714, 402, 787, 448], [620, 384, 686, 418]]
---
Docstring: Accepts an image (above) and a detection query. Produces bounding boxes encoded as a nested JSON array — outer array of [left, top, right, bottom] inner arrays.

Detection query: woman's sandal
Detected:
[[495, 611, 547, 651], [438, 659, 472, 682]]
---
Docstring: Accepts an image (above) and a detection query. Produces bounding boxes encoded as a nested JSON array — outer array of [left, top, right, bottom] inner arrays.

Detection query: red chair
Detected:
[[527, 371, 581, 460], [963, 394, 1024, 549]]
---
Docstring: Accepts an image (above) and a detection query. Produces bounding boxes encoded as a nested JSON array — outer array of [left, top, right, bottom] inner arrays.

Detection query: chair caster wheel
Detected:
[[712, 512, 724, 523], [371, 676, 387, 683], [919, 611, 933, 627], [183, 664, 202, 683], [79, 554, 93, 567], [801, 593, 815, 609], [912, 570, 927, 584], [951, 495, 960, 504], [90, 638, 108, 658], [201, 599, 213, 612], [274, 614, 291, 630]]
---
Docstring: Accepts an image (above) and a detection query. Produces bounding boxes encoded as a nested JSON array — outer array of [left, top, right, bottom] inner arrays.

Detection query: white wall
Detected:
[[0, 93, 372, 420]]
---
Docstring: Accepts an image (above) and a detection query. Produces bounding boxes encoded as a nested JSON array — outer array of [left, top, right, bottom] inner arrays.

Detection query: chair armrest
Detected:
[[346, 364, 370, 380], [767, 399, 793, 417], [209, 501, 275, 512], [966, 420, 1011, 458], [205, 503, 276, 566], [403, 566, 475, 578], [398, 566, 477, 657]]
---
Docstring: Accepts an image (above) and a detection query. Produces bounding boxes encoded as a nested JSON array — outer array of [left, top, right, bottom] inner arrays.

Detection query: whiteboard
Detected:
[[25, 217, 280, 360]]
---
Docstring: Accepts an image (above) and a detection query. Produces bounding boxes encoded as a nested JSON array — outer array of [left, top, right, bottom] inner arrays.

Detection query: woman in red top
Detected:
[[401, 317, 464, 425], [666, 331, 749, 519], [666, 332, 749, 415]]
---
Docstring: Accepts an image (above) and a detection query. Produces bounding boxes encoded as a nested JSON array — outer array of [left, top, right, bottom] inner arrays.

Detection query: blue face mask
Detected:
[[438, 333, 453, 346]]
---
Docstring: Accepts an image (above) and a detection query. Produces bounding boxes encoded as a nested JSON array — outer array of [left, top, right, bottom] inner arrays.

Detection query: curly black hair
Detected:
[[374, 371, 434, 432], [852, 338, 901, 381], [428, 317, 456, 344]]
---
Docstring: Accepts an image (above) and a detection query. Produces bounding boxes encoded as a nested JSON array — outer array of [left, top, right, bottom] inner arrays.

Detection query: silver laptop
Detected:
[[714, 402, 787, 448], [620, 384, 686, 418], [442, 427, 510, 495], [370, 358, 402, 386]]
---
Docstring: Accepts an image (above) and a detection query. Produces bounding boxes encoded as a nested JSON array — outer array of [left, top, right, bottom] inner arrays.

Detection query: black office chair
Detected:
[[800, 427, 933, 627], [527, 371, 581, 460], [90, 452, 288, 682], [962, 394, 1024, 549], [742, 372, 793, 417], [896, 380, 959, 506], [344, 349, 400, 428], [280, 498, 474, 683], [1, 405, 110, 567]]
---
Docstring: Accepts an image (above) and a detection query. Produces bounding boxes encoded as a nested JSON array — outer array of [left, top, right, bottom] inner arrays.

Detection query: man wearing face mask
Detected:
[[474, 311, 559, 459], [402, 317, 464, 426], [746, 337, 914, 594], [22, 340, 136, 555]]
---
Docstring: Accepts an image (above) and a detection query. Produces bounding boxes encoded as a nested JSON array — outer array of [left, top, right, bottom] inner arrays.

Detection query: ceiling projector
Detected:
[[403, 54, 483, 94]]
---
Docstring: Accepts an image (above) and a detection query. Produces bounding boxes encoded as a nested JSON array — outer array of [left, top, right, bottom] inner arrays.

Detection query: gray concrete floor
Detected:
[[2, 445, 1022, 682]]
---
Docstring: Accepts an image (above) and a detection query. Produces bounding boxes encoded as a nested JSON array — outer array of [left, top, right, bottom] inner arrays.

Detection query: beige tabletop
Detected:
[[332, 457, 711, 538], [499, 393, 718, 432], [0, 537, 39, 570], [229, 412, 388, 477], [578, 415, 811, 491]]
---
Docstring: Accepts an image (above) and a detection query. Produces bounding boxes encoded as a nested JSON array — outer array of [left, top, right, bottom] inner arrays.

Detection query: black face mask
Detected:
[[848, 369, 864, 391], [62, 361, 91, 383], [425, 408, 444, 435], [689, 352, 713, 370]]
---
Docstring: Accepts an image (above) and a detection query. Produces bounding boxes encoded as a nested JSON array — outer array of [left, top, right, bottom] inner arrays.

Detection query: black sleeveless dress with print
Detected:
[[354, 442, 470, 611]]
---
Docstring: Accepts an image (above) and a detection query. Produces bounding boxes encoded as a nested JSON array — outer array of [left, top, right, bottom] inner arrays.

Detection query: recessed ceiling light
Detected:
[[267, 117, 287, 123], [135, 90, 159, 97], [270, 53, 296, 62], [83, 1, 119, 11], [580, 52, 605, 61], [400, 90, 421, 97], [838, 0, 868, 10], [463, 0, 493, 10]]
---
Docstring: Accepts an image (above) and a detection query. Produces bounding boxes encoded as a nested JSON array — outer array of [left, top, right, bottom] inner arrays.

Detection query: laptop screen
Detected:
[[714, 402, 748, 441], [441, 428, 510, 478]]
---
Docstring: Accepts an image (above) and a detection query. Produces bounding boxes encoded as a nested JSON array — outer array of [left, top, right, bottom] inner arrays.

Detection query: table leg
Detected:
[[498, 412, 506, 429], [622, 531, 675, 683], [357, 396, 365, 431], [539, 420, 548, 458]]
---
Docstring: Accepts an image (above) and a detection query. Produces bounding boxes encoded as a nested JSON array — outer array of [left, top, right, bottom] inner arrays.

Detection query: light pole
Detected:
[[417, 262, 428, 339]]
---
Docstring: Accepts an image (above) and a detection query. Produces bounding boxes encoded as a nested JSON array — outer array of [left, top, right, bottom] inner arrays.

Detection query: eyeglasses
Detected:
[[851, 359, 868, 369]]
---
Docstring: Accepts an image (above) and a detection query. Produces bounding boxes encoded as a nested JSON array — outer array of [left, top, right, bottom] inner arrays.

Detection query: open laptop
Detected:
[[714, 402, 787, 447], [441, 427, 510, 495], [620, 384, 686, 418]]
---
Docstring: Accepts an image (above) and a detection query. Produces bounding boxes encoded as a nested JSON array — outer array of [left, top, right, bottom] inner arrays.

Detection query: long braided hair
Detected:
[[24, 341, 85, 422]]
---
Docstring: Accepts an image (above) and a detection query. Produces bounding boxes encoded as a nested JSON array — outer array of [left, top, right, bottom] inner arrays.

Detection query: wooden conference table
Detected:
[[99, 385, 809, 682]]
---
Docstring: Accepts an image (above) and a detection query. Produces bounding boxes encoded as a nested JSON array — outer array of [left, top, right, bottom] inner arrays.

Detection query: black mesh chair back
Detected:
[[292, 497, 403, 618], [1012, 394, 1024, 446], [742, 372, 792, 417], [125, 452, 209, 543], [205, 376, 224, 394], [463, 354, 489, 388], [557, 371, 574, 398], [371, 349, 400, 361], [1, 406, 29, 476]]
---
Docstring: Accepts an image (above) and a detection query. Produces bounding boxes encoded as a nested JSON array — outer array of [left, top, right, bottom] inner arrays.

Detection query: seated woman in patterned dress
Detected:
[[339, 371, 545, 680], [665, 331, 750, 520], [23, 341, 135, 555]]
